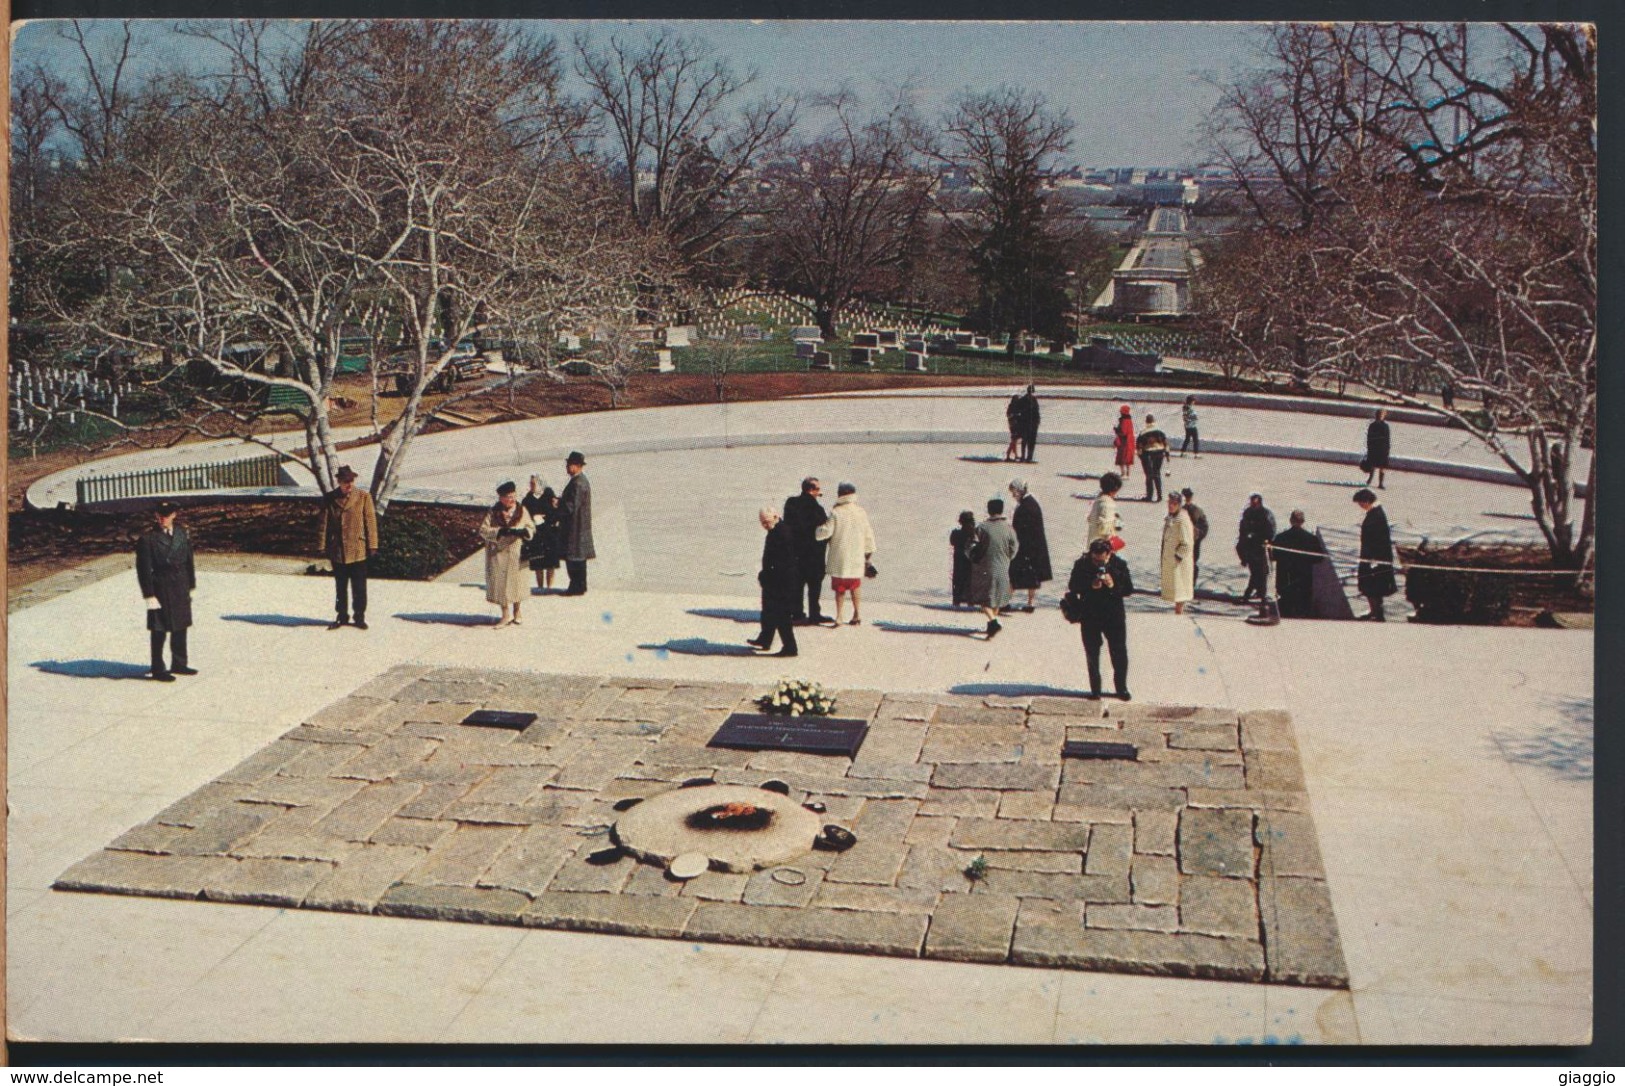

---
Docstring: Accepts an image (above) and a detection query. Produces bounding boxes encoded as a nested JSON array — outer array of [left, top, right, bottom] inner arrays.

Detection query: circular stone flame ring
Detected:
[[611, 784, 824, 874]]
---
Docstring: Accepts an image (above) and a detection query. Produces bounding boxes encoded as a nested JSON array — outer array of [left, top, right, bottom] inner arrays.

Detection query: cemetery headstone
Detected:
[[811, 351, 834, 371], [854, 332, 880, 349], [741, 324, 764, 341], [795, 340, 818, 359], [876, 329, 899, 347], [790, 326, 822, 342], [973, 336, 990, 349], [664, 325, 694, 348], [849, 347, 875, 368], [905, 352, 928, 372]]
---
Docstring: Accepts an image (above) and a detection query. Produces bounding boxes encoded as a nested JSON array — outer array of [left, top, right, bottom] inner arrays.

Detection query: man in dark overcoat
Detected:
[[1269, 510, 1326, 619], [1354, 488, 1399, 621], [1018, 384, 1041, 463], [782, 476, 832, 625], [136, 501, 197, 681], [1236, 492, 1277, 602], [747, 507, 800, 657], [1069, 537, 1134, 700], [1365, 409, 1392, 489], [1180, 487, 1209, 583], [558, 450, 595, 595]]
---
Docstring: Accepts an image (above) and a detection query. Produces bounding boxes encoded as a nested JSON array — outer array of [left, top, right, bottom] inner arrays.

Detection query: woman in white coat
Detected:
[[481, 481, 535, 627], [1160, 492, 1195, 614], [814, 481, 876, 625]]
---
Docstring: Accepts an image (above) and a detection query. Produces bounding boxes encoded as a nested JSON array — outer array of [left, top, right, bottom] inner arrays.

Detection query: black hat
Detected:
[[1352, 488, 1377, 503], [335, 465, 359, 483], [1089, 538, 1114, 556], [566, 451, 587, 466], [154, 501, 178, 517], [497, 480, 518, 496]]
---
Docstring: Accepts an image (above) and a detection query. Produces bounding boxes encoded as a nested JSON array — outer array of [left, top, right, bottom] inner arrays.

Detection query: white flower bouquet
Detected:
[[756, 678, 837, 717]]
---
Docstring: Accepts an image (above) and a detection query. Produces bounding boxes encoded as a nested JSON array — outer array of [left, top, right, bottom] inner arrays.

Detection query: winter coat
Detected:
[[1086, 493, 1121, 546], [136, 526, 196, 632], [559, 472, 595, 561], [1160, 509, 1195, 603], [949, 525, 976, 603], [1236, 504, 1277, 563], [1067, 552, 1134, 629], [1182, 404, 1199, 431], [1009, 494, 1053, 588], [968, 516, 1019, 609], [1366, 420, 1392, 468], [318, 487, 379, 565], [480, 504, 534, 606], [1006, 395, 1023, 437], [814, 494, 876, 579], [1137, 428, 1169, 455], [1184, 501, 1210, 547], [1019, 392, 1041, 438], [782, 492, 828, 576], [758, 520, 801, 610], [1113, 415, 1136, 468], [1272, 525, 1325, 617], [1357, 503, 1398, 598]]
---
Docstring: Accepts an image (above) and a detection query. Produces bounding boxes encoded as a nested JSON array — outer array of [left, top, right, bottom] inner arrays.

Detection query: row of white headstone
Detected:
[[11, 361, 126, 429]]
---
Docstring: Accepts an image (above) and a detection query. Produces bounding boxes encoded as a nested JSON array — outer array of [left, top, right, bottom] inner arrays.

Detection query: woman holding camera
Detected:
[[481, 480, 535, 627]]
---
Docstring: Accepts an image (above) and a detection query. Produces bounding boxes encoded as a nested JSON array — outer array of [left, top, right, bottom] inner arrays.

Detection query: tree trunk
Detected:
[[815, 306, 837, 341]]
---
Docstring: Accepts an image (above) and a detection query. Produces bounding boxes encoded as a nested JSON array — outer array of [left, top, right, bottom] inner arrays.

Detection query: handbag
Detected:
[[864, 561, 879, 579], [1060, 591, 1084, 624], [1359, 457, 1371, 474], [1108, 535, 1126, 552]]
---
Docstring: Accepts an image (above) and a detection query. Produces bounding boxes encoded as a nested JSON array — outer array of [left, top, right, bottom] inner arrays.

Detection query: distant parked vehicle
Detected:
[[381, 339, 485, 395]]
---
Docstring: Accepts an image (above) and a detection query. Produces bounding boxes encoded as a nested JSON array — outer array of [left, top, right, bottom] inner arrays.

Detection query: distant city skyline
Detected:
[[14, 19, 1265, 164]]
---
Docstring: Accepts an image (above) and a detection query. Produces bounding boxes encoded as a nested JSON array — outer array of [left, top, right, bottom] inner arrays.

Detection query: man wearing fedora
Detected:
[[559, 450, 595, 596], [136, 501, 197, 681], [318, 465, 379, 629]]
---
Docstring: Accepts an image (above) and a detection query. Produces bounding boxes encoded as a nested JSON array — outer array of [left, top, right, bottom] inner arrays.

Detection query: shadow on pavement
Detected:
[[686, 607, 761, 624], [639, 638, 758, 657], [957, 455, 1007, 463], [31, 659, 152, 680], [950, 682, 1084, 698], [393, 612, 494, 626], [221, 613, 332, 627], [1306, 479, 1365, 488], [873, 620, 978, 637]]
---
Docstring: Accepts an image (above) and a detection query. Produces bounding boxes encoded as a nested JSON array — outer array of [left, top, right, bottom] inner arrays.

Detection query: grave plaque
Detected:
[[709, 712, 870, 758], [461, 709, 539, 730], [790, 326, 823, 342], [854, 332, 880, 349], [877, 329, 900, 347], [849, 347, 875, 367], [795, 340, 818, 359], [741, 324, 764, 341], [905, 352, 929, 372], [1062, 740, 1138, 761], [811, 351, 834, 370]]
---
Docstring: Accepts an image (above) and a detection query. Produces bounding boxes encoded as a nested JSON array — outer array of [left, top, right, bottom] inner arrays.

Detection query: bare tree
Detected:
[[757, 93, 931, 340], [690, 336, 751, 404], [574, 30, 796, 276], [1201, 23, 1595, 569], [933, 87, 1078, 341]]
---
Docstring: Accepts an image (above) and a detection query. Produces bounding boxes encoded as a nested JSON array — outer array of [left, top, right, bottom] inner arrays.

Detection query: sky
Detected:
[[14, 19, 1264, 165]]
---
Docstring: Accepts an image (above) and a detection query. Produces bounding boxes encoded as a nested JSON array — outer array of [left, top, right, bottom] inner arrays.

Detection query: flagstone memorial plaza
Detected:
[[8, 389, 1592, 1044]]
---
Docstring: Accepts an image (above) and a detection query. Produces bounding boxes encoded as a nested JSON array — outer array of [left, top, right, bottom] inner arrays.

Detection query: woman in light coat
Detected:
[[1160, 492, 1195, 614], [968, 497, 1019, 640], [480, 480, 535, 627], [814, 481, 876, 625], [1087, 471, 1124, 548]]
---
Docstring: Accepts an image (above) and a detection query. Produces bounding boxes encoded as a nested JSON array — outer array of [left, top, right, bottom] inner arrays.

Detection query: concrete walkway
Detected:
[[7, 566, 1591, 1044]]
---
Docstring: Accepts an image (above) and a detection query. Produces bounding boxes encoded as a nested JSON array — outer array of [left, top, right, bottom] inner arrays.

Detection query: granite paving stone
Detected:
[[1178, 808, 1256, 878], [395, 782, 477, 821], [201, 857, 334, 908], [923, 892, 1020, 963], [314, 781, 425, 843], [218, 740, 319, 785], [108, 822, 189, 854], [981, 869, 1129, 903], [240, 775, 368, 812], [545, 848, 635, 894], [524, 891, 699, 938], [932, 705, 1027, 728], [1083, 823, 1133, 877], [167, 802, 282, 857], [1259, 877, 1349, 987], [1085, 903, 1179, 932], [684, 902, 929, 957], [826, 842, 910, 886], [1244, 749, 1308, 792], [983, 851, 1081, 874], [803, 794, 866, 822], [997, 792, 1055, 821], [681, 871, 750, 903], [335, 737, 440, 782], [368, 818, 457, 849], [919, 788, 1003, 818], [742, 866, 824, 908], [950, 818, 1090, 852], [1062, 760, 1245, 791], [853, 799, 920, 838], [1028, 696, 1107, 717], [1168, 724, 1239, 751], [1133, 809, 1179, 855], [1184, 787, 1309, 813], [812, 883, 939, 915], [846, 761, 934, 783], [376, 883, 531, 925], [1130, 855, 1181, 906], [623, 861, 685, 897], [231, 807, 359, 864], [1056, 783, 1186, 812], [1256, 811, 1327, 879], [904, 816, 956, 848], [896, 846, 978, 894], [410, 824, 525, 887], [461, 765, 557, 807], [931, 763, 1059, 791], [54, 850, 240, 899], [1012, 914, 1266, 982], [476, 825, 580, 897], [919, 740, 1023, 764], [1179, 875, 1260, 939], [1050, 803, 1134, 824], [150, 782, 250, 828]]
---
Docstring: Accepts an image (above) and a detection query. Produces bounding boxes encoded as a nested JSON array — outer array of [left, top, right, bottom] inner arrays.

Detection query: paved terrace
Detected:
[[8, 567, 1591, 1043]]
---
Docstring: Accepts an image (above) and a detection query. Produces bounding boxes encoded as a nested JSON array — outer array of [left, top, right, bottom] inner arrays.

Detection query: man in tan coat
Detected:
[[318, 465, 379, 630]]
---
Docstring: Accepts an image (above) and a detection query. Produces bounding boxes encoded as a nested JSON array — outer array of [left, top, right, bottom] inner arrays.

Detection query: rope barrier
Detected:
[[1264, 542, 1582, 576]]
